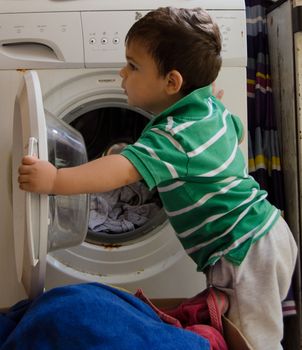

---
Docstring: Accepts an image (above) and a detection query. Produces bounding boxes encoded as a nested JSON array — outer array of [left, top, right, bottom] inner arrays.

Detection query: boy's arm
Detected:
[[18, 155, 142, 195]]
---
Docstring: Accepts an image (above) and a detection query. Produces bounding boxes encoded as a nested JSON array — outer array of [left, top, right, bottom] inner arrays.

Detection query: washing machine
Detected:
[[0, 0, 247, 306]]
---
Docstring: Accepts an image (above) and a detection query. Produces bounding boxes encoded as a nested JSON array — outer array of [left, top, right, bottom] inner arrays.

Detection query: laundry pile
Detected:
[[89, 181, 161, 233], [0, 283, 214, 350], [135, 287, 229, 350]]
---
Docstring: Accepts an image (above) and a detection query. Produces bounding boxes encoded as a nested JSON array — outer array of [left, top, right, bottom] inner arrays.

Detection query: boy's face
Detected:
[[120, 41, 173, 115]]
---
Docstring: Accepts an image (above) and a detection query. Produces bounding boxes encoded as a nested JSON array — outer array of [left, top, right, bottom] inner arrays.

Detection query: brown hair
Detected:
[[125, 7, 222, 95]]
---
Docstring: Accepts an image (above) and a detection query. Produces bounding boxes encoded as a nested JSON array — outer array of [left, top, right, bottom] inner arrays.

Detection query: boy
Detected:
[[18, 7, 297, 349]]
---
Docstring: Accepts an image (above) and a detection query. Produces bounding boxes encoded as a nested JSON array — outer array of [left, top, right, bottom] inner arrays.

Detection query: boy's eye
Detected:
[[127, 62, 137, 71]]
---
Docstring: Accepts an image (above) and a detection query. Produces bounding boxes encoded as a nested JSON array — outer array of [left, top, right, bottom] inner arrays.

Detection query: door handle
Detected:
[[26, 136, 39, 267]]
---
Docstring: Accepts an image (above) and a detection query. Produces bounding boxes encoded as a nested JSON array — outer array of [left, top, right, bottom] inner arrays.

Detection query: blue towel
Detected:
[[0, 283, 210, 350]]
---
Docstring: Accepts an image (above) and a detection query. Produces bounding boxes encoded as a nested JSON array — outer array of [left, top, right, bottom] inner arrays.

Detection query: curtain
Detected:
[[245, 0, 296, 316]]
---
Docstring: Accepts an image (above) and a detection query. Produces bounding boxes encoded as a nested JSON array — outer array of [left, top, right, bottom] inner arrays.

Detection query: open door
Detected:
[[12, 70, 89, 299]]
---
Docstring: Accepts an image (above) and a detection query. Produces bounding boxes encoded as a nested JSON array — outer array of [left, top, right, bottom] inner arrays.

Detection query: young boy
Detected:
[[18, 7, 297, 349]]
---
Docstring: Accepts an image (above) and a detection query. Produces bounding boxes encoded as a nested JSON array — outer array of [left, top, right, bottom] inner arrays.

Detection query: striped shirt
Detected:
[[122, 85, 280, 271]]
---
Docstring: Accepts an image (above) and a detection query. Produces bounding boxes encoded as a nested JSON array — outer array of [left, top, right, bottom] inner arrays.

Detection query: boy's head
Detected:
[[125, 7, 222, 95]]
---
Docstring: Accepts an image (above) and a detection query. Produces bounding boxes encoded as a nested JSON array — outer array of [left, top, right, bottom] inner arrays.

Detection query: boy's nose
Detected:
[[119, 68, 127, 89], [119, 67, 126, 78]]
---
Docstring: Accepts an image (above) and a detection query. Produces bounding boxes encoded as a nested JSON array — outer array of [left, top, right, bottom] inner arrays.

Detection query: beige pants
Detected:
[[206, 216, 297, 350]]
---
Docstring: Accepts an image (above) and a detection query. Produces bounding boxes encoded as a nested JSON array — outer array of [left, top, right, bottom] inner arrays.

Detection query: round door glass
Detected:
[[46, 111, 89, 252]]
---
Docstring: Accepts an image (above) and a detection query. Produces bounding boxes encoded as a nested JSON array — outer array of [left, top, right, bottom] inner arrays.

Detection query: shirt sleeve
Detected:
[[231, 114, 244, 144], [121, 129, 187, 190]]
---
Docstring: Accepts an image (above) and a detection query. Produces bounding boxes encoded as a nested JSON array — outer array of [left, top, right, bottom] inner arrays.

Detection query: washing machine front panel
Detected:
[[0, 1, 247, 305], [35, 66, 246, 298], [34, 68, 207, 298]]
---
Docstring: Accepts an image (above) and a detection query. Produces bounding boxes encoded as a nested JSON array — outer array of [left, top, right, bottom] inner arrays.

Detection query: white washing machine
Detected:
[[0, 0, 247, 306]]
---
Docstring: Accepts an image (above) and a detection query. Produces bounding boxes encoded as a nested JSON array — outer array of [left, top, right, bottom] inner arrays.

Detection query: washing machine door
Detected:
[[12, 70, 89, 299]]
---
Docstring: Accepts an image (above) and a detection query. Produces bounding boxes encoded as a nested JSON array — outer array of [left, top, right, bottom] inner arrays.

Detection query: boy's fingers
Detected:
[[18, 174, 29, 183], [19, 181, 31, 191], [216, 89, 224, 100], [18, 163, 36, 175], [22, 155, 38, 165]]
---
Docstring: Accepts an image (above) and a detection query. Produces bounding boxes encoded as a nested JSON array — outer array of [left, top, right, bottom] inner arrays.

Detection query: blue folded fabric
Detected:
[[0, 283, 210, 350]]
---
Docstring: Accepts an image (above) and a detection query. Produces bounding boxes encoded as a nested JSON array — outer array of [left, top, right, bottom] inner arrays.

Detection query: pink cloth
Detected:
[[135, 288, 229, 350]]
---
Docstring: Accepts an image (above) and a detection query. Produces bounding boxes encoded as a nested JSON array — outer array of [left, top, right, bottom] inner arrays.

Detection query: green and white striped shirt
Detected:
[[122, 85, 280, 271]]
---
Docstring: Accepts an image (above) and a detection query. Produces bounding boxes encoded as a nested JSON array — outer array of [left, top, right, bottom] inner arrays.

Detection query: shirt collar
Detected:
[[157, 85, 213, 120]]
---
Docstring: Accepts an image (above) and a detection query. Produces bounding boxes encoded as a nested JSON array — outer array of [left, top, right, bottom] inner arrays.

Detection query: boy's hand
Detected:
[[212, 81, 224, 100], [18, 156, 58, 194]]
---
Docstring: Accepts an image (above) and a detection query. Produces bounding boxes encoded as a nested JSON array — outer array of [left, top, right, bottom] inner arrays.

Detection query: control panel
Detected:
[[81, 11, 148, 68], [0, 12, 84, 69], [0, 10, 246, 69]]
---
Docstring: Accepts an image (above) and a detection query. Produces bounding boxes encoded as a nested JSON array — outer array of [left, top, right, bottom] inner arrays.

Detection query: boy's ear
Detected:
[[165, 70, 183, 95]]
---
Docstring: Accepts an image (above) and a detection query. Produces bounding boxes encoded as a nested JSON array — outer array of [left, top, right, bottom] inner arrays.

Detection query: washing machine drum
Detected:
[[70, 106, 166, 244]]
